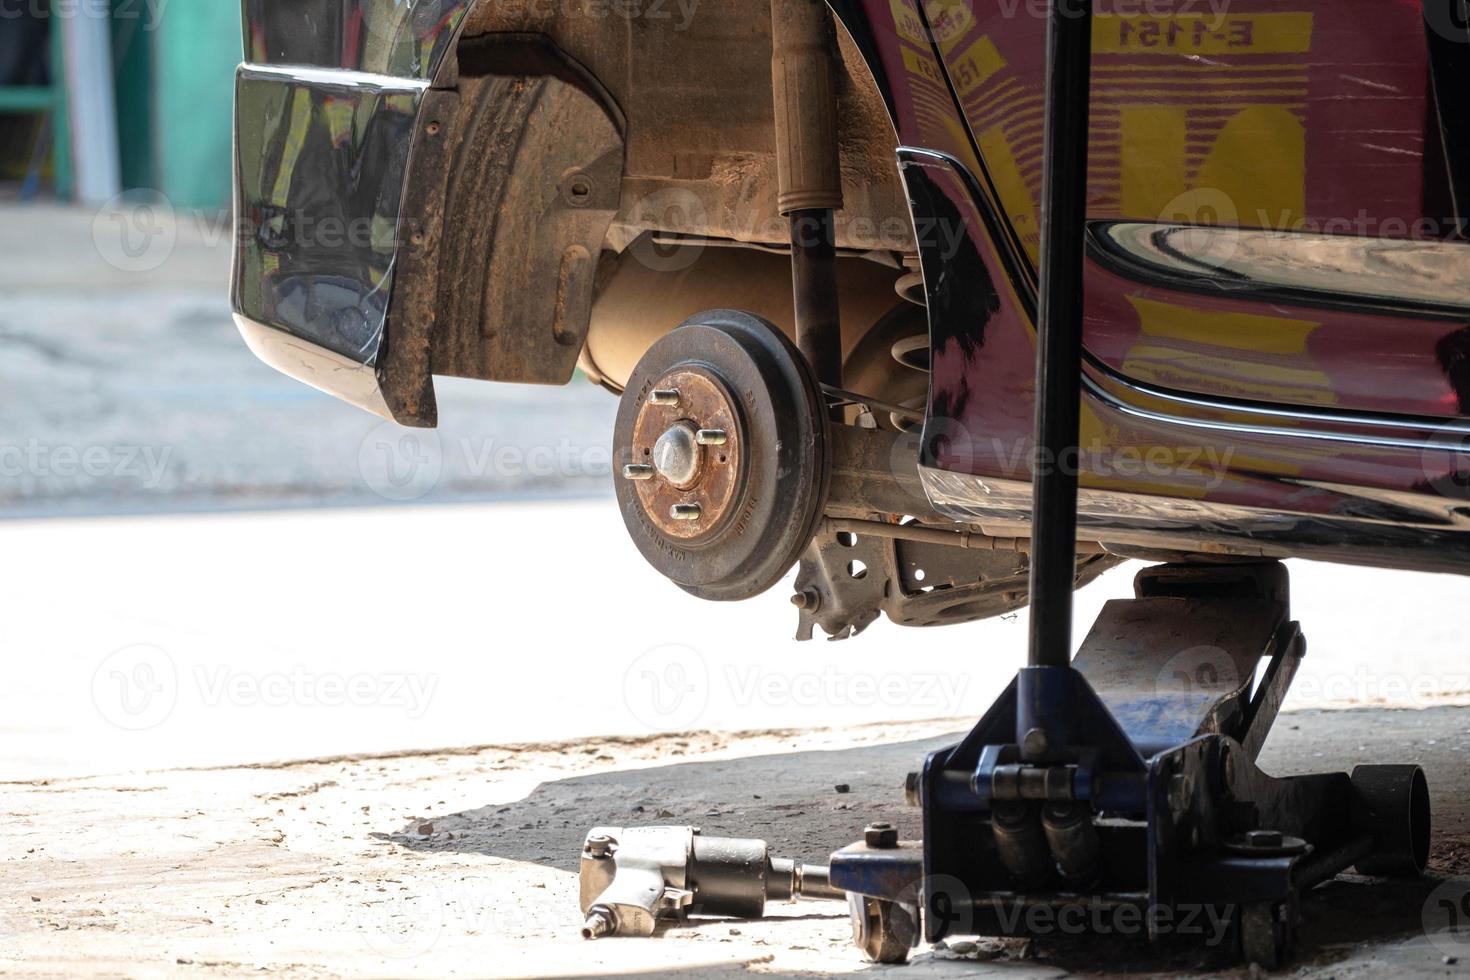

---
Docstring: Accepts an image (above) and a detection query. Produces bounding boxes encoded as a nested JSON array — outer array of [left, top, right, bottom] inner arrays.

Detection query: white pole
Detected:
[[60, 3, 122, 205]]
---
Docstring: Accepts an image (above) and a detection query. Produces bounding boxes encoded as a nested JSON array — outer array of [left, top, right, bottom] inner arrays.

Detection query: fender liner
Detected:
[[382, 34, 627, 425]]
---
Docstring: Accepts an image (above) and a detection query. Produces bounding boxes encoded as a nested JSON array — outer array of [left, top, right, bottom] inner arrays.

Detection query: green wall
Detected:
[[112, 9, 155, 193], [151, 2, 239, 209]]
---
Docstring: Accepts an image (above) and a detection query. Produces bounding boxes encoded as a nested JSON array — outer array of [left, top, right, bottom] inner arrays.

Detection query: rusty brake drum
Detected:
[[613, 309, 829, 601]]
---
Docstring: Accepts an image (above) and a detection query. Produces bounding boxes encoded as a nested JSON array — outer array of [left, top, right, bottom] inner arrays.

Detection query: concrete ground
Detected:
[[5, 204, 1470, 977], [6, 711, 1470, 979]]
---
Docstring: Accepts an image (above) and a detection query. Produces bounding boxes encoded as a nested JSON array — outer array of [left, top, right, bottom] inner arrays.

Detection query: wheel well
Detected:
[[381, 0, 922, 420]]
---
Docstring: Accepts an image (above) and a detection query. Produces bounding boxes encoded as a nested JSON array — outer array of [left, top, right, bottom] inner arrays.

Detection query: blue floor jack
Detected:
[[829, 0, 1431, 967]]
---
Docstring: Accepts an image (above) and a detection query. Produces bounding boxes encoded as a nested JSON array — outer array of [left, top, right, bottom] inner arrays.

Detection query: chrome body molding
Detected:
[[240, 63, 432, 92], [241, 0, 471, 79], [234, 313, 394, 418], [232, 0, 472, 420], [230, 64, 428, 421]]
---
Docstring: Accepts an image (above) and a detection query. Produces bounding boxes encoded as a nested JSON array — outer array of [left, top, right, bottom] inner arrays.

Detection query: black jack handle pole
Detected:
[[1026, 0, 1094, 670]]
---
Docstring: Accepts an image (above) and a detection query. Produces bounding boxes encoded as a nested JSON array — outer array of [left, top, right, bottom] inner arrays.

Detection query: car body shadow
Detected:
[[378, 715, 1469, 976]]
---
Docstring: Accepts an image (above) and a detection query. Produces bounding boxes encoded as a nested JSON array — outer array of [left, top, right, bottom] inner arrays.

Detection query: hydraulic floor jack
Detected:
[[829, 558, 1430, 966], [829, 0, 1432, 968]]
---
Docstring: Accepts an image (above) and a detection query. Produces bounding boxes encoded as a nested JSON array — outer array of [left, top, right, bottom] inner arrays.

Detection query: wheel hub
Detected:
[[624, 367, 743, 541], [652, 423, 701, 488], [612, 311, 828, 601]]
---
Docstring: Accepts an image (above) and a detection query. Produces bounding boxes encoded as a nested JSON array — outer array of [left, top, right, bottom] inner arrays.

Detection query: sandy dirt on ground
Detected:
[[5, 710, 1470, 979]]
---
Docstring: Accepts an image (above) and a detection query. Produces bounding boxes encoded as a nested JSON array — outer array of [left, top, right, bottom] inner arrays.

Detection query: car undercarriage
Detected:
[[229, 0, 1470, 966]]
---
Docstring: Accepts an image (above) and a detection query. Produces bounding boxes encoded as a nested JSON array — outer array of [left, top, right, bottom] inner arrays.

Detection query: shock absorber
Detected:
[[770, 0, 845, 398]]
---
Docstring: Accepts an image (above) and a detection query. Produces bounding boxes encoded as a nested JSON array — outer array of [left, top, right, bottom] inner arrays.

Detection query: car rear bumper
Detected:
[[230, 1, 469, 423]]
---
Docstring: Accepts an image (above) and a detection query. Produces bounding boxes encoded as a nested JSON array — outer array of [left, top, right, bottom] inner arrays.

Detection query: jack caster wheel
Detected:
[[848, 893, 917, 964], [613, 309, 829, 601], [1351, 764, 1431, 878]]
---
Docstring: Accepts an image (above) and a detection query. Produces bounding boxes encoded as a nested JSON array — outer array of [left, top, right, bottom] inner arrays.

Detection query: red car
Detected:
[[232, 0, 1463, 963]]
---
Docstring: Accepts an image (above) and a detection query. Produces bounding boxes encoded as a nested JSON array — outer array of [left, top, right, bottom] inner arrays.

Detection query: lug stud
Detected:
[[695, 429, 728, 446], [670, 503, 702, 521], [622, 464, 655, 481], [649, 389, 680, 407]]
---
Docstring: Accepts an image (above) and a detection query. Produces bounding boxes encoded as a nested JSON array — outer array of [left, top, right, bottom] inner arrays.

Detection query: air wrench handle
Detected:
[[578, 825, 844, 939]]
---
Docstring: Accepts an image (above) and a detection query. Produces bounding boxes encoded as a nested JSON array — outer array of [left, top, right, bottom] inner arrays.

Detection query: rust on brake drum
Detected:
[[630, 368, 745, 542]]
